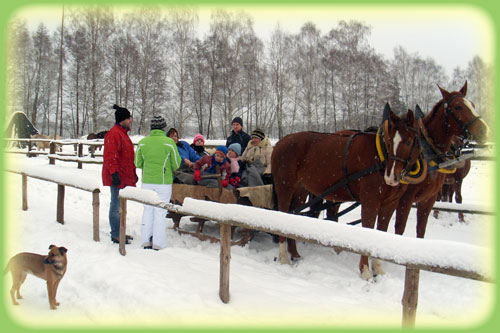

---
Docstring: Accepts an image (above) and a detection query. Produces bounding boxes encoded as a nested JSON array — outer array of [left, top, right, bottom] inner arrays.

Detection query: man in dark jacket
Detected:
[[102, 104, 137, 244], [225, 116, 251, 152]]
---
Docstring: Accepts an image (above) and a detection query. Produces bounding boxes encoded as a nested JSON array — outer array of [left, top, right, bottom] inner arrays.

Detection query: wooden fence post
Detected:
[[119, 198, 127, 256], [22, 173, 28, 211], [92, 190, 100, 242], [78, 143, 83, 169], [402, 267, 420, 328], [219, 223, 231, 303], [49, 142, 55, 165], [56, 184, 65, 224]]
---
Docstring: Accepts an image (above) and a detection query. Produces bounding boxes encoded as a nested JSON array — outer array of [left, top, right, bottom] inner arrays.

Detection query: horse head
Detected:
[[437, 81, 490, 144], [381, 104, 420, 186]]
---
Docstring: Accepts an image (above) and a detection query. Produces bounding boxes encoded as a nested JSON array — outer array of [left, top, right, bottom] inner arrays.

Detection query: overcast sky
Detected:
[[16, 4, 493, 77]]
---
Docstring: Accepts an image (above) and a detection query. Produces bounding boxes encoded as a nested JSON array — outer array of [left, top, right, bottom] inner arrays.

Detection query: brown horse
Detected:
[[272, 106, 421, 278], [433, 136, 472, 222], [378, 82, 489, 240]]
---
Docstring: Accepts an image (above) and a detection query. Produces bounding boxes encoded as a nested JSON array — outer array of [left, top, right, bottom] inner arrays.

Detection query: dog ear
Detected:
[[58, 247, 68, 255], [49, 244, 56, 249]]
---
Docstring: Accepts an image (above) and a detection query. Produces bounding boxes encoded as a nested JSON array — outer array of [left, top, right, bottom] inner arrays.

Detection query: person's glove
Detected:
[[230, 176, 241, 187], [194, 170, 201, 182], [221, 179, 229, 188], [111, 172, 121, 186]]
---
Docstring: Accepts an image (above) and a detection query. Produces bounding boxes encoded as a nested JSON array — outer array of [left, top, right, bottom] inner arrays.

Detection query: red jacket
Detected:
[[102, 124, 137, 189]]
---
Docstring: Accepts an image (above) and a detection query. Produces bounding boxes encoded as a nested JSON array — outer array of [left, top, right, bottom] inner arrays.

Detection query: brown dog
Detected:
[[4, 245, 68, 310]]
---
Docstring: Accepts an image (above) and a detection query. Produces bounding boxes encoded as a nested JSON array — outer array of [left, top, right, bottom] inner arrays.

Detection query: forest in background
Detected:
[[6, 6, 493, 139]]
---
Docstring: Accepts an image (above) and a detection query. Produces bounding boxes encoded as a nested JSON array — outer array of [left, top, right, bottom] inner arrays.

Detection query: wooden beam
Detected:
[[78, 143, 83, 169], [56, 184, 65, 224], [49, 142, 55, 165], [402, 267, 420, 328], [92, 190, 100, 242], [219, 223, 231, 303], [119, 198, 127, 256], [22, 173, 28, 211]]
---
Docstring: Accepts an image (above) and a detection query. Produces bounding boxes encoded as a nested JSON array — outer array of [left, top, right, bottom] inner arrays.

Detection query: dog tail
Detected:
[[4, 258, 12, 275]]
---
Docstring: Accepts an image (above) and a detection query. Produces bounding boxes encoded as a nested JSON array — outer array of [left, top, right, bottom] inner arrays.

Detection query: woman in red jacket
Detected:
[[102, 104, 137, 244]]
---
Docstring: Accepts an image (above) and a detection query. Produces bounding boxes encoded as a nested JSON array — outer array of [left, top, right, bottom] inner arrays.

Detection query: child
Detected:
[[227, 143, 242, 188], [193, 145, 232, 188], [191, 133, 210, 157]]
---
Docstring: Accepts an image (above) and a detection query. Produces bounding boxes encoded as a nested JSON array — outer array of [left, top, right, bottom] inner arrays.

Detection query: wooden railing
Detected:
[[5, 167, 102, 242], [118, 187, 493, 328]]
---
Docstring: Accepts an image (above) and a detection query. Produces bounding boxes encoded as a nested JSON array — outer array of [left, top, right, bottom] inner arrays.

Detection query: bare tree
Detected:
[[166, 7, 198, 137]]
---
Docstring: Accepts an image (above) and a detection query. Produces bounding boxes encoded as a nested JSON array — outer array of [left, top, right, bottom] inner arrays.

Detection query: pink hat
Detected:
[[193, 133, 205, 144]]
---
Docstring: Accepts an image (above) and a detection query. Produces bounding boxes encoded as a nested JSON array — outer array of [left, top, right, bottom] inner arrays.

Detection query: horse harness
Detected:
[[291, 123, 419, 215]]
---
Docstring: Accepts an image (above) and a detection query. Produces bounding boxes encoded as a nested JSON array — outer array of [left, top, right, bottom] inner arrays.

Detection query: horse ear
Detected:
[[406, 109, 415, 127], [460, 81, 468, 96], [414, 104, 425, 120], [438, 84, 451, 100], [383, 103, 392, 122]]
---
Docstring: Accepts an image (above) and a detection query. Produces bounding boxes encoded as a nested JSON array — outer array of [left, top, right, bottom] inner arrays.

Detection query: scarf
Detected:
[[191, 144, 205, 154], [228, 156, 240, 174]]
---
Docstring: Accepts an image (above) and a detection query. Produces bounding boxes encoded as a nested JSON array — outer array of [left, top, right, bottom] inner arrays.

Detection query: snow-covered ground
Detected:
[[1, 146, 496, 330]]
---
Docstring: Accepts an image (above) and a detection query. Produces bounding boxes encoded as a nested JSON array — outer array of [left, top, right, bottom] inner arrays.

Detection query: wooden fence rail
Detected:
[[118, 187, 494, 328], [6, 169, 101, 242]]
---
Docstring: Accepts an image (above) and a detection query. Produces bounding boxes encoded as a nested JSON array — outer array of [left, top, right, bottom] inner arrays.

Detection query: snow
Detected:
[[1, 149, 496, 329]]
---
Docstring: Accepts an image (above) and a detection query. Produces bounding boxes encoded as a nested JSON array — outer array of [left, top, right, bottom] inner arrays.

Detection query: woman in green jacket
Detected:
[[135, 116, 181, 250]]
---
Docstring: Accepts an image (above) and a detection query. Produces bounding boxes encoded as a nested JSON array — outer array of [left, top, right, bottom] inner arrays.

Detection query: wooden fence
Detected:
[[118, 188, 493, 328], [6, 168, 102, 242], [4, 138, 495, 327]]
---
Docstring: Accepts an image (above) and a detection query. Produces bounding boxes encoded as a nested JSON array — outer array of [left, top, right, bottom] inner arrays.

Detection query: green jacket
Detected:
[[135, 130, 181, 184]]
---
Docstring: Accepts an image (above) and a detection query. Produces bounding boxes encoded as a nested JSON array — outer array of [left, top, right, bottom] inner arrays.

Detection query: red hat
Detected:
[[193, 133, 205, 144]]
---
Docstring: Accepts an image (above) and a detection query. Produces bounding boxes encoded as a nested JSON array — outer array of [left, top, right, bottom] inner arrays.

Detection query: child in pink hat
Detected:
[[190, 133, 209, 157]]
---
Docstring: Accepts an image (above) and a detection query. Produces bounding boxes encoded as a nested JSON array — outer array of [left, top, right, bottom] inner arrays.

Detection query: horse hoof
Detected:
[[279, 257, 291, 265], [360, 265, 373, 280], [291, 256, 302, 262], [371, 259, 385, 276]]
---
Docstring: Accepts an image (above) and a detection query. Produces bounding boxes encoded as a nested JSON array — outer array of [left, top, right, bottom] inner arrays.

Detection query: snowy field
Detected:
[[1, 144, 496, 330]]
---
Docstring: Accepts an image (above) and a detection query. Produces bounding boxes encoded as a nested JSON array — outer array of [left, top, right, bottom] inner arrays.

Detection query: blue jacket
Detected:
[[177, 140, 201, 163]]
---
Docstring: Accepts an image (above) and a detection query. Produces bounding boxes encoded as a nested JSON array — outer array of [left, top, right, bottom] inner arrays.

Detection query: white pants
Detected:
[[141, 183, 172, 250]]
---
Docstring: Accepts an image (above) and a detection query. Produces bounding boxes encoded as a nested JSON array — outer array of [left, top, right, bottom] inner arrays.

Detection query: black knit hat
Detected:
[[150, 115, 167, 130], [113, 104, 131, 123], [251, 128, 265, 141], [232, 116, 243, 127]]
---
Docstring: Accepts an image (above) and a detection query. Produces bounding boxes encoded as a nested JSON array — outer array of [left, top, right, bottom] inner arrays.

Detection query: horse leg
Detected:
[[359, 204, 379, 280], [433, 188, 443, 219], [416, 196, 438, 238], [371, 201, 398, 277], [274, 183, 298, 265], [278, 236, 290, 264], [454, 180, 465, 222], [394, 196, 414, 236]]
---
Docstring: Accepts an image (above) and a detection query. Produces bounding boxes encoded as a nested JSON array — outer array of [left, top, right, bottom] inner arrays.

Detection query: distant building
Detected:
[[4, 112, 39, 139], [4, 112, 39, 147]]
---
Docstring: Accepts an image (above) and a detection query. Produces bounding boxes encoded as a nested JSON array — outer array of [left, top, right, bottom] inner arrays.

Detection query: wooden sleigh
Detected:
[[168, 182, 274, 246]]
